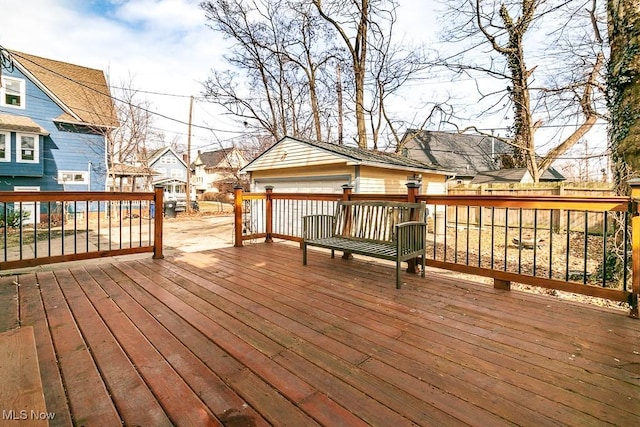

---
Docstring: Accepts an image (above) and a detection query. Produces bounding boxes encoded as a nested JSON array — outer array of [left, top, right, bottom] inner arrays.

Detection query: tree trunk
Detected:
[[608, 0, 640, 194]]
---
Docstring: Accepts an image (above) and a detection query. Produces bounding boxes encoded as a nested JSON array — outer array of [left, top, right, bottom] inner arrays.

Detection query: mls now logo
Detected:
[[2, 410, 56, 420]]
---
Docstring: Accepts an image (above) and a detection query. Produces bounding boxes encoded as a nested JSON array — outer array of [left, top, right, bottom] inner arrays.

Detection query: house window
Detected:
[[1, 77, 25, 108], [170, 169, 184, 179], [0, 132, 9, 161], [17, 134, 38, 163], [58, 171, 88, 185], [160, 156, 177, 164]]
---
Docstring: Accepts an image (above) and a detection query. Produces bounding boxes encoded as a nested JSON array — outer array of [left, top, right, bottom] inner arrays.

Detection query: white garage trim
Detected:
[[253, 174, 351, 194]]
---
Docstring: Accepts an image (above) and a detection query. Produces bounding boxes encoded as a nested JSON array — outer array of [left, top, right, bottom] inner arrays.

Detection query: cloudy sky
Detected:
[[0, 0, 439, 154]]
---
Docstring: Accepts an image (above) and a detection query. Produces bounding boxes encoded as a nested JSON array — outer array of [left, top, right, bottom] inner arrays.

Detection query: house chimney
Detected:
[[183, 153, 188, 163]]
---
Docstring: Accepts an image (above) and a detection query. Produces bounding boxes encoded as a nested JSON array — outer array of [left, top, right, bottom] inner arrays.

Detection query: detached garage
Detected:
[[242, 136, 453, 195]]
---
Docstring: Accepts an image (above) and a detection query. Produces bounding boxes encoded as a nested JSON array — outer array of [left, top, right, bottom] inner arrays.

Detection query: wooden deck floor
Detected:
[[1, 242, 639, 426]]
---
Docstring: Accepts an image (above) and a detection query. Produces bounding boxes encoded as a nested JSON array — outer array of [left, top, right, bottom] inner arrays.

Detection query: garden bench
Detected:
[[302, 200, 427, 289]]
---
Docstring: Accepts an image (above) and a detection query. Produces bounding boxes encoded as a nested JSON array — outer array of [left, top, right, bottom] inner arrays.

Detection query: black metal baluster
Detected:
[[548, 209, 553, 279], [33, 201, 38, 259], [48, 201, 52, 257], [129, 200, 133, 249], [504, 208, 509, 271], [19, 202, 23, 260], [86, 201, 90, 252], [478, 206, 482, 267], [490, 207, 495, 269], [454, 205, 459, 263], [533, 209, 538, 276], [466, 205, 470, 265], [74, 201, 78, 254], [518, 208, 523, 274], [623, 212, 629, 292], [602, 211, 608, 288], [583, 211, 588, 285], [97, 200, 101, 251], [565, 210, 571, 281]]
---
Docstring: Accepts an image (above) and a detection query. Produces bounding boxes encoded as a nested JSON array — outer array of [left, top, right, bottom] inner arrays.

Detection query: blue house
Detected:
[[0, 49, 116, 195]]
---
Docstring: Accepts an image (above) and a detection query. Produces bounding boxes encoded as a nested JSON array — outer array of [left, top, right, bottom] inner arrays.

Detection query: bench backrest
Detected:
[[334, 201, 425, 243]]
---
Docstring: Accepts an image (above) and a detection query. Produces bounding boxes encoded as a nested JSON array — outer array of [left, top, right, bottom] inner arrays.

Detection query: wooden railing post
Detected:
[[628, 179, 640, 318], [406, 182, 422, 274], [153, 184, 164, 259], [341, 184, 353, 201], [265, 186, 274, 243], [406, 182, 420, 203], [341, 184, 354, 259], [234, 185, 244, 247]]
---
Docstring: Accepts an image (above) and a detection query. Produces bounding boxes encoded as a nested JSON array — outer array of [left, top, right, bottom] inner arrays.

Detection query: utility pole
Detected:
[[186, 95, 194, 213], [336, 64, 343, 145]]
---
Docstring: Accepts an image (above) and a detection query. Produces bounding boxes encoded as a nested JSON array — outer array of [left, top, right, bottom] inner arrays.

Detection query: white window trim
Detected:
[[0, 76, 26, 109], [17, 133, 39, 163], [0, 131, 9, 162], [58, 170, 89, 185]]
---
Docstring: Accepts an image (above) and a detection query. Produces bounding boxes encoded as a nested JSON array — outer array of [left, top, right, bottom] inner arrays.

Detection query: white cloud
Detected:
[[0, 0, 233, 150]]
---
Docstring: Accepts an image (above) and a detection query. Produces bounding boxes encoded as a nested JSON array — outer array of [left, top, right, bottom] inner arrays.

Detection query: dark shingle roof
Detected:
[[400, 130, 508, 177], [195, 148, 245, 168]]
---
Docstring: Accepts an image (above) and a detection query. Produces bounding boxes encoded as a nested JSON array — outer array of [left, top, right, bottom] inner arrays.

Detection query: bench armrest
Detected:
[[303, 214, 335, 240], [395, 221, 427, 253]]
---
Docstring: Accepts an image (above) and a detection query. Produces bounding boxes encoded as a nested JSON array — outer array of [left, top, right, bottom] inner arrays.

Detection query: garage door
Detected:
[[253, 177, 349, 194]]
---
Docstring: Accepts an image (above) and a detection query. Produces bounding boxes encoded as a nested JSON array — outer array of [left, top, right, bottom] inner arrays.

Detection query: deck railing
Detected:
[[0, 186, 164, 270], [234, 183, 639, 318]]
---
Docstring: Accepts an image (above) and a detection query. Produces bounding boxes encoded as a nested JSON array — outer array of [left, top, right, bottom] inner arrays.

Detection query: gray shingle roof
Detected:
[[400, 130, 507, 177]]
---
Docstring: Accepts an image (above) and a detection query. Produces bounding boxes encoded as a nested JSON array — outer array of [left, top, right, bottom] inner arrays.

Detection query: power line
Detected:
[[5, 49, 239, 135]]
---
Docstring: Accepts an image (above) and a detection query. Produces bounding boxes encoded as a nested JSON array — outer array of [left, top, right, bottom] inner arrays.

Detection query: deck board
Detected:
[[17, 274, 72, 427], [0, 275, 18, 332], [5, 242, 640, 426], [0, 326, 47, 427]]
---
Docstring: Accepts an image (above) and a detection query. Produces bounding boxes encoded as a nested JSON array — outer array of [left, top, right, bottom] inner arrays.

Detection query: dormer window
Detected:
[[0, 77, 25, 108]]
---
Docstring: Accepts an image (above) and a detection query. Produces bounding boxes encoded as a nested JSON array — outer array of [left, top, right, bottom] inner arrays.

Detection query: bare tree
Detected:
[[312, 0, 372, 148], [106, 78, 156, 191], [438, 0, 607, 182], [364, 3, 430, 150], [200, 0, 339, 142]]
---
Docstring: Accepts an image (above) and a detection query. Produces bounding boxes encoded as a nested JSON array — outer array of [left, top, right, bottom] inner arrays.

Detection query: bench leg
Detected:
[[331, 249, 335, 259], [396, 259, 402, 289], [303, 243, 308, 265], [421, 252, 426, 278]]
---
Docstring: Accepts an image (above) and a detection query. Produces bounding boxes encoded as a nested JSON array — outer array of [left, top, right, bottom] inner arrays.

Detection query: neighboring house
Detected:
[[400, 129, 565, 184], [0, 49, 117, 223], [192, 147, 248, 196], [399, 130, 508, 184], [241, 136, 453, 195], [144, 146, 193, 202], [471, 168, 566, 184]]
